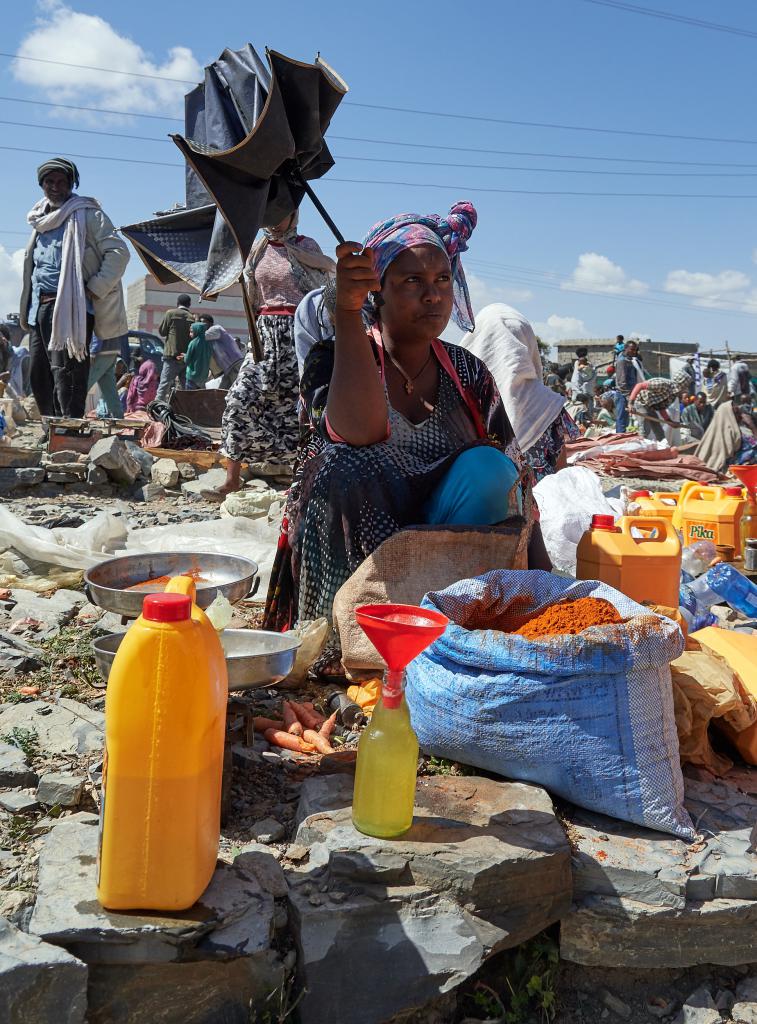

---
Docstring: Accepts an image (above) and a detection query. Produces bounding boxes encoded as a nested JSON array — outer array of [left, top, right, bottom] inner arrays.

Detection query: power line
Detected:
[[345, 101, 757, 146], [0, 51, 196, 85], [0, 144, 178, 168], [579, 0, 757, 40], [9, 119, 757, 176], [5, 143, 757, 196], [4, 101, 757, 165], [0, 94, 180, 122], [6, 52, 757, 146]]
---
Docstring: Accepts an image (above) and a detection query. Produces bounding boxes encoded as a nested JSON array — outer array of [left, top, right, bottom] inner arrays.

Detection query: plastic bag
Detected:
[[534, 466, 624, 574], [283, 618, 330, 687], [0, 506, 127, 571], [406, 570, 693, 839]]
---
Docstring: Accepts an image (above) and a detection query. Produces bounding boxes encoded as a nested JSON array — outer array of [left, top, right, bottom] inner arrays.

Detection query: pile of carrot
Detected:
[[253, 700, 337, 756]]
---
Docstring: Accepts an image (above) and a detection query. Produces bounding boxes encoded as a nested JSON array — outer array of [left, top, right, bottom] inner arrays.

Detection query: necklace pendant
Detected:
[[404, 380, 413, 395]]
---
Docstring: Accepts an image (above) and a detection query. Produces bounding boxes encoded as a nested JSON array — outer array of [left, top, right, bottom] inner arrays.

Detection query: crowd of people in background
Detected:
[[543, 336, 756, 451]]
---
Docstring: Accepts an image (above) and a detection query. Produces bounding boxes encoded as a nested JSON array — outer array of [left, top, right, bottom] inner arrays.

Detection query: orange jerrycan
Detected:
[[576, 514, 682, 608], [671, 480, 697, 531], [680, 485, 746, 553], [690, 626, 757, 766], [97, 589, 228, 911], [632, 490, 679, 522]]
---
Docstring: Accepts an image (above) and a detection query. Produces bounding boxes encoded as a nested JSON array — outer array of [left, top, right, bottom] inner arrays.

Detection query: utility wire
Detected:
[[5, 52, 757, 145], [8, 120, 757, 176], [579, 0, 757, 40], [7, 103, 757, 166], [0, 94, 181, 122], [4, 144, 757, 196]]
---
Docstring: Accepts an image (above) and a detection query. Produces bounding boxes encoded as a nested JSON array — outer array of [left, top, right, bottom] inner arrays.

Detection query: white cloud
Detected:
[[663, 268, 752, 308], [0, 246, 26, 322], [12, 3, 201, 119], [563, 252, 648, 296], [532, 314, 589, 344], [464, 273, 533, 314]]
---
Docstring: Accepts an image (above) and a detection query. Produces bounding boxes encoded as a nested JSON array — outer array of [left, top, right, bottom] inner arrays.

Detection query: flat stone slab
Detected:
[[0, 915, 87, 1024], [290, 774, 571, 1024], [30, 820, 279, 968], [0, 743, 37, 789], [0, 700, 104, 756], [561, 771, 757, 968]]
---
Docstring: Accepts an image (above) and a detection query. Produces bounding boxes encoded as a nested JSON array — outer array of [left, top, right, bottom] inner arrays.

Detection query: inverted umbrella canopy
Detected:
[[122, 45, 347, 302]]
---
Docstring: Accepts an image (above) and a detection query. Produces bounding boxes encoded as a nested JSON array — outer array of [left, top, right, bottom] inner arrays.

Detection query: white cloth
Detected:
[[461, 303, 566, 452], [27, 195, 100, 361]]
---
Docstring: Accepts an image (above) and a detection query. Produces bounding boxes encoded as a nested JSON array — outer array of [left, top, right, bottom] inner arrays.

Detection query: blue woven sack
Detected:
[[405, 570, 693, 839]]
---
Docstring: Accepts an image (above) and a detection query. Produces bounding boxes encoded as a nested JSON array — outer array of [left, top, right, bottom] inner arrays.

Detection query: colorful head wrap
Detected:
[[37, 158, 80, 189], [361, 200, 478, 331]]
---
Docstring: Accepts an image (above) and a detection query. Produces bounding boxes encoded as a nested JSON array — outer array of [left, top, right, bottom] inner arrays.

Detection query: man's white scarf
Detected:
[[27, 195, 100, 361]]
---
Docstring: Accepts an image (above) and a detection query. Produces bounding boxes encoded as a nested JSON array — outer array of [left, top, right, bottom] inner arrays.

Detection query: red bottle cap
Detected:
[[632, 490, 651, 498], [591, 514, 617, 531], [723, 486, 743, 496], [142, 593, 191, 622]]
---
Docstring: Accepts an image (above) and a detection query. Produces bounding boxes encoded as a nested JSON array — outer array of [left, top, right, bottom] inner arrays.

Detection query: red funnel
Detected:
[[355, 603, 449, 672], [729, 464, 757, 497]]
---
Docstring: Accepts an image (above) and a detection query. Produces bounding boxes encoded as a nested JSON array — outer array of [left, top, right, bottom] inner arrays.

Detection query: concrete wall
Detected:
[[556, 339, 699, 379], [126, 276, 250, 344]]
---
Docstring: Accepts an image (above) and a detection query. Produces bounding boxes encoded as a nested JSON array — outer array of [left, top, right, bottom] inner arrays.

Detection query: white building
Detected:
[[126, 275, 250, 345]]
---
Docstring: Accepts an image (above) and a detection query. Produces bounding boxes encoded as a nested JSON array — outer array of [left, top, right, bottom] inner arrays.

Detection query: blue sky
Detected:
[[2, 0, 757, 351]]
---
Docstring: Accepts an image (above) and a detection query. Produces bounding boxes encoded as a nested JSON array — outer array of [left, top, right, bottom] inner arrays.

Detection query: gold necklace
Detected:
[[385, 348, 433, 395]]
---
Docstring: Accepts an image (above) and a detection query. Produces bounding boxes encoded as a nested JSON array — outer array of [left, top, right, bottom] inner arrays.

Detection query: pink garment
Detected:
[[126, 360, 158, 412], [252, 238, 321, 309]]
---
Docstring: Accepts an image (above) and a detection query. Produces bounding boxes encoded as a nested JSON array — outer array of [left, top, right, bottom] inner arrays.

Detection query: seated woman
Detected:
[[463, 303, 578, 481], [264, 201, 550, 632]]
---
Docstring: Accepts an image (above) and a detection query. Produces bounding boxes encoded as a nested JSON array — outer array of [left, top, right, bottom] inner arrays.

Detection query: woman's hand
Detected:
[[335, 242, 380, 313]]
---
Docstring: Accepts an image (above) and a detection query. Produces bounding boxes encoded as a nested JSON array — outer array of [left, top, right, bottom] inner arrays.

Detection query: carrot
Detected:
[[303, 728, 335, 755], [303, 701, 327, 726], [319, 712, 337, 741], [254, 717, 285, 734], [289, 701, 324, 731], [264, 728, 309, 754], [18, 685, 41, 696], [282, 701, 303, 736]]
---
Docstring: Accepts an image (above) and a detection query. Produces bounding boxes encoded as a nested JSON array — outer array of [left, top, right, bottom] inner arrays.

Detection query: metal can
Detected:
[[745, 538, 757, 572]]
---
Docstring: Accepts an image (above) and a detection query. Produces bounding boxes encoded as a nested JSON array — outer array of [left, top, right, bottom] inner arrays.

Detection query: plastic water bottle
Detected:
[[680, 540, 717, 579], [679, 563, 757, 630], [707, 563, 757, 617]]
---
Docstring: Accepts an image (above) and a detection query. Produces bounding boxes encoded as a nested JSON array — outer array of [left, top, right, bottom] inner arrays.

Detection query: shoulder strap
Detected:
[[431, 339, 487, 439]]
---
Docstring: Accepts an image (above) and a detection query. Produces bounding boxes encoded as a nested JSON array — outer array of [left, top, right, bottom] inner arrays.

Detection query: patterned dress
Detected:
[[221, 238, 326, 465], [523, 408, 580, 483], [264, 336, 531, 628]]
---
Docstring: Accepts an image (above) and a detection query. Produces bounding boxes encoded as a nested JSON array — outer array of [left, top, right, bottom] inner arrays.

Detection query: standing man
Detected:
[[19, 158, 129, 418], [156, 293, 194, 401], [703, 358, 729, 408], [613, 340, 642, 433]]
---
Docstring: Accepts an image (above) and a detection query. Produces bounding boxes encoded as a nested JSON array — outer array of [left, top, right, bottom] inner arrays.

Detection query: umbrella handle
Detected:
[[297, 177, 345, 245]]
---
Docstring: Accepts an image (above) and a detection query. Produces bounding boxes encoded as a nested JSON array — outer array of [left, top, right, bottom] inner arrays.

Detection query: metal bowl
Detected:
[[84, 552, 259, 619], [92, 628, 300, 691]]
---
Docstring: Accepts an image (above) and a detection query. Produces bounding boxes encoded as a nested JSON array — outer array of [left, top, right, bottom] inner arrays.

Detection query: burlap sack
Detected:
[[333, 520, 528, 672]]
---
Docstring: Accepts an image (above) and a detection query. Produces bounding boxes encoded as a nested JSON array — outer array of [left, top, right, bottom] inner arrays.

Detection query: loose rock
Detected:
[[0, 743, 37, 789], [150, 458, 180, 488], [88, 436, 140, 486], [0, 791, 38, 814], [0, 700, 103, 756], [0, 915, 87, 1024], [36, 772, 85, 808], [250, 817, 286, 844]]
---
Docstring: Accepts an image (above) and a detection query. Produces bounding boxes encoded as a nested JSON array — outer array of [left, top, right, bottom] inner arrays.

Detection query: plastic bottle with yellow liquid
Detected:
[[97, 586, 227, 911]]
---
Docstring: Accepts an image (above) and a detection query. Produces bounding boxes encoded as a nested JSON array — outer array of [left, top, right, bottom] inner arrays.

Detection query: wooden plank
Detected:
[[143, 447, 225, 470]]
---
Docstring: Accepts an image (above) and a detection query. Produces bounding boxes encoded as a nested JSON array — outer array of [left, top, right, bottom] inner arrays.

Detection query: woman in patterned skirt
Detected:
[[463, 303, 579, 483], [210, 211, 334, 498], [264, 201, 550, 631]]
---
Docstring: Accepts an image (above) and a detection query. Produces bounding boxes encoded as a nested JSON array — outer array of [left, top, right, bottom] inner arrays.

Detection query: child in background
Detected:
[[184, 322, 213, 391]]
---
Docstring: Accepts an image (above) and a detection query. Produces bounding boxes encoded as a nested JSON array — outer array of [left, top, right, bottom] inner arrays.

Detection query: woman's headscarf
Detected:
[[126, 360, 159, 412], [246, 209, 336, 310], [190, 321, 207, 342], [463, 303, 566, 452], [361, 200, 477, 330]]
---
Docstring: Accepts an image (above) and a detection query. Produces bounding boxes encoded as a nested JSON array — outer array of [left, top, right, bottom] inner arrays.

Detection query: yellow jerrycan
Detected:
[[631, 490, 679, 522], [576, 513, 682, 608], [97, 585, 228, 912], [679, 485, 746, 553], [671, 480, 698, 531]]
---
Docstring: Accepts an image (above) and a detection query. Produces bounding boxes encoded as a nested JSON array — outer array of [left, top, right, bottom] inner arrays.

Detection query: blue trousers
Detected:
[[615, 392, 629, 433], [424, 446, 519, 525]]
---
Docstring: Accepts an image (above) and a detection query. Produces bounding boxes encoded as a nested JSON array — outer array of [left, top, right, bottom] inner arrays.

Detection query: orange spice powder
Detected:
[[514, 596, 622, 640]]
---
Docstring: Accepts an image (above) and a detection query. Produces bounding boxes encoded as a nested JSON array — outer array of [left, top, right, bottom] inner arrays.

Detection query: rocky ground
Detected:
[[0, 402, 755, 1022]]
